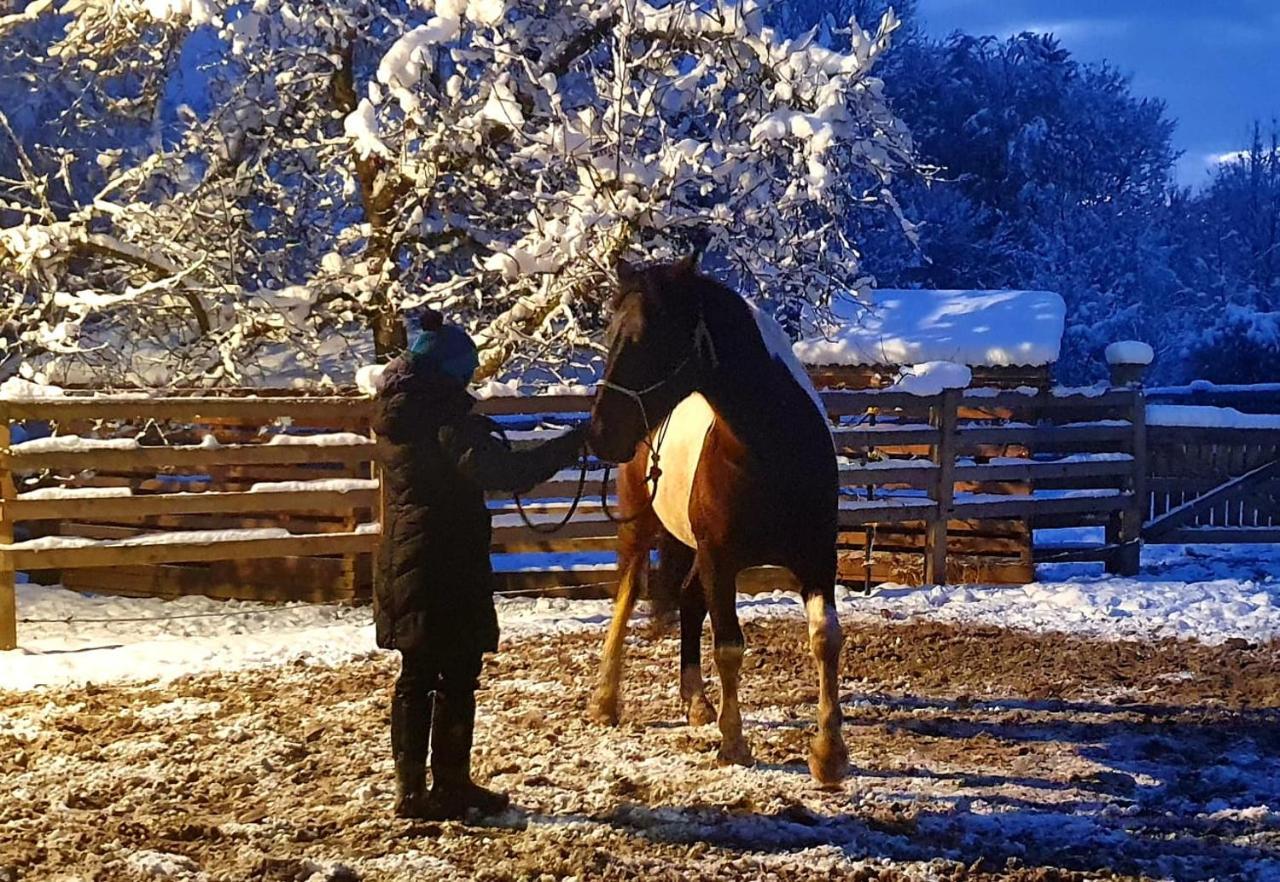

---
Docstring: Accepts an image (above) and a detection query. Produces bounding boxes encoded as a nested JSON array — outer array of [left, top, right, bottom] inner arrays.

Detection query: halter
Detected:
[[597, 311, 719, 428], [597, 351, 693, 438], [597, 309, 718, 524], [508, 296, 720, 533]]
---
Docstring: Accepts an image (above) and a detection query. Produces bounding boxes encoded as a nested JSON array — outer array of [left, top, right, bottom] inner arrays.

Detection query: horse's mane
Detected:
[[693, 272, 826, 417]]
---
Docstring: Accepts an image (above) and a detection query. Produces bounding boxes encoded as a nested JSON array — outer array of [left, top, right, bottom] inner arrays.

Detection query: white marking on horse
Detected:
[[805, 593, 840, 646], [649, 393, 715, 550]]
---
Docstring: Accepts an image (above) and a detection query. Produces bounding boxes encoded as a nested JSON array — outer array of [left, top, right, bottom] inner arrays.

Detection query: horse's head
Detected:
[[589, 254, 706, 463]]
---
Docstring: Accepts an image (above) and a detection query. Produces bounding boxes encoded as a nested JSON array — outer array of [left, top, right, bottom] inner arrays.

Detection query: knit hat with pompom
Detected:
[[408, 308, 479, 386]]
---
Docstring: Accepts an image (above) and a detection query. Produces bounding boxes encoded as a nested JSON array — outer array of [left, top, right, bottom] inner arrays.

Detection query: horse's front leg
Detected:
[[591, 519, 650, 726], [805, 589, 849, 786], [700, 550, 753, 766]]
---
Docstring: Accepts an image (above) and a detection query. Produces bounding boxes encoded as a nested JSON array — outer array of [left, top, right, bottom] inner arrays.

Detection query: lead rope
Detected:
[[600, 415, 670, 525], [498, 424, 593, 535]]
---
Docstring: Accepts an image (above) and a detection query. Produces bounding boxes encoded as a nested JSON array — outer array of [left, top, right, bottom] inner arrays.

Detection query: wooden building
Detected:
[[795, 288, 1068, 588]]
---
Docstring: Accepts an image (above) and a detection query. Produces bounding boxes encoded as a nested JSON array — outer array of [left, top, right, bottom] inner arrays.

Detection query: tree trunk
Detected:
[[373, 305, 407, 357], [333, 37, 410, 361]]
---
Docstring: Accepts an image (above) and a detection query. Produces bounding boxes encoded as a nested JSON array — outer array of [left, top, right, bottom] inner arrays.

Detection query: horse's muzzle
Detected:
[[585, 422, 639, 466]]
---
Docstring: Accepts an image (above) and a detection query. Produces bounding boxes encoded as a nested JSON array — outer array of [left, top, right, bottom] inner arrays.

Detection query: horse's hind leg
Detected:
[[700, 550, 753, 766], [662, 534, 715, 727], [804, 586, 849, 786], [647, 527, 686, 633], [591, 516, 653, 726]]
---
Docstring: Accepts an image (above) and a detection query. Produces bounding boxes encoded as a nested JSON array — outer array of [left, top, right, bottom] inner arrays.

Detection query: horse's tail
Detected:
[[647, 529, 694, 633]]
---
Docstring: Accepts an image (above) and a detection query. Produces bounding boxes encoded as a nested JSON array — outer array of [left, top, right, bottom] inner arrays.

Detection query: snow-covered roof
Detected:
[[793, 288, 1066, 369]]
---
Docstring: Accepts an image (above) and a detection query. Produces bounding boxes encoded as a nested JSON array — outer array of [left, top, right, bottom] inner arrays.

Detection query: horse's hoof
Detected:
[[808, 734, 849, 788], [589, 693, 621, 727], [647, 610, 678, 635], [716, 739, 755, 767], [686, 696, 717, 728]]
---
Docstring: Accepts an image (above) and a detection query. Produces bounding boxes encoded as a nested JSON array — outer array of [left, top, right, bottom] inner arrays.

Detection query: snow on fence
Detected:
[[0, 393, 381, 650], [1146, 382, 1280, 415], [5, 377, 1280, 650]]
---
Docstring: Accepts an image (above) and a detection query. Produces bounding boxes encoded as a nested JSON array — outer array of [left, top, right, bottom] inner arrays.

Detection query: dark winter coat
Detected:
[[372, 354, 585, 660]]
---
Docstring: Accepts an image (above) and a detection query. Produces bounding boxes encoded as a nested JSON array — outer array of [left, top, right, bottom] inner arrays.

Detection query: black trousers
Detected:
[[391, 650, 483, 764]]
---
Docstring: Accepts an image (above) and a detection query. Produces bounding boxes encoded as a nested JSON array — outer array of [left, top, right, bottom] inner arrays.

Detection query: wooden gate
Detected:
[[1142, 422, 1280, 544]]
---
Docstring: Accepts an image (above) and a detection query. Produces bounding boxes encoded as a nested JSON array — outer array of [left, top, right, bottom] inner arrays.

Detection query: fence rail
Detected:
[[0, 395, 371, 424], [4, 486, 379, 521], [5, 380, 1280, 650], [1146, 383, 1280, 414], [0, 393, 380, 649]]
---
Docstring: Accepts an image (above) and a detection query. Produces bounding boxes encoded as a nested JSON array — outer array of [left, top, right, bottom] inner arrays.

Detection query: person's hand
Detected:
[[566, 423, 589, 449], [557, 424, 589, 463]]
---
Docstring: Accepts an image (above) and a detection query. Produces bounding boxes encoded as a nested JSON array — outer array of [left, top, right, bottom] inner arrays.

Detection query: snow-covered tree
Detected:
[[0, 0, 917, 388], [1177, 123, 1280, 383], [851, 31, 1181, 382]]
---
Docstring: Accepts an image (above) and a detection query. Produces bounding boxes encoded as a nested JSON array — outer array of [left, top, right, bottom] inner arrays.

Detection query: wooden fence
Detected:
[[439, 385, 1143, 591], [6, 380, 1280, 650], [0, 393, 380, 650], [1142, 417, 1280, 545]]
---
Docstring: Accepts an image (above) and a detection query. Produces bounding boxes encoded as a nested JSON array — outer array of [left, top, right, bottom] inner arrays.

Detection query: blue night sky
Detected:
[[915, 0, 1280, 187]]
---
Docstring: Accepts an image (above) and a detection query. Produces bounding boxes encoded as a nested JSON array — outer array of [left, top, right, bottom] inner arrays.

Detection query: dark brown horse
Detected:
[[587, 256, 848, 786]]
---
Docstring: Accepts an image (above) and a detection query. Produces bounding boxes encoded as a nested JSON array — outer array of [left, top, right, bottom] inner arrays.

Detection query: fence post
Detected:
[[1105, 354, 1148, 576], [1116, 385, 1148, 576], [339, 421, 371, 601], [925, 389, 959, 585], [0, 406, 16, 650], [371, 431, 386, 614]]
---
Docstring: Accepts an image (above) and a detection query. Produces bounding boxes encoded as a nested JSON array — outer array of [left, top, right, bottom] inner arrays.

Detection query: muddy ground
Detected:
[[4, 617, 1280, 881]]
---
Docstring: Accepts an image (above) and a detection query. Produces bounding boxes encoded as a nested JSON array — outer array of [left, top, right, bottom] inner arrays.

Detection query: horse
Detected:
[[586, 255, 848, 786]]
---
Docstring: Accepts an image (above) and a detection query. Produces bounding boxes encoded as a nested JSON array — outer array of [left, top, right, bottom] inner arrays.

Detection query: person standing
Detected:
[[372, 309, 586, 820]]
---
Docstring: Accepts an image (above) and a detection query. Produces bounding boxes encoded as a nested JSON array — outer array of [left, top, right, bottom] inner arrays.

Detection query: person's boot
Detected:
[[393, 757, 429, 819], [391, 687, 432, 819], [423, 690, 509, 820]]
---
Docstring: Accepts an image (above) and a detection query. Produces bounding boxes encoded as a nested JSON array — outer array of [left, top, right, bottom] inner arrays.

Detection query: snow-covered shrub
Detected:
[[1186, 307, 1280, 385]]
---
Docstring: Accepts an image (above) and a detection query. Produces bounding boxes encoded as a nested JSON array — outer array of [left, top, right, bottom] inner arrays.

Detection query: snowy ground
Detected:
[[4, 545, 1280, 881], [6, 544, 1280, 692], [5, 610, 1280, 880]]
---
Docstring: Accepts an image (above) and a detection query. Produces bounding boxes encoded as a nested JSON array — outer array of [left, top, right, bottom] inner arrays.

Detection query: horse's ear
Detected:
[[615, 258, 642, 291], [672, 251, 700, 278], [611, 259, 643, 310]]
